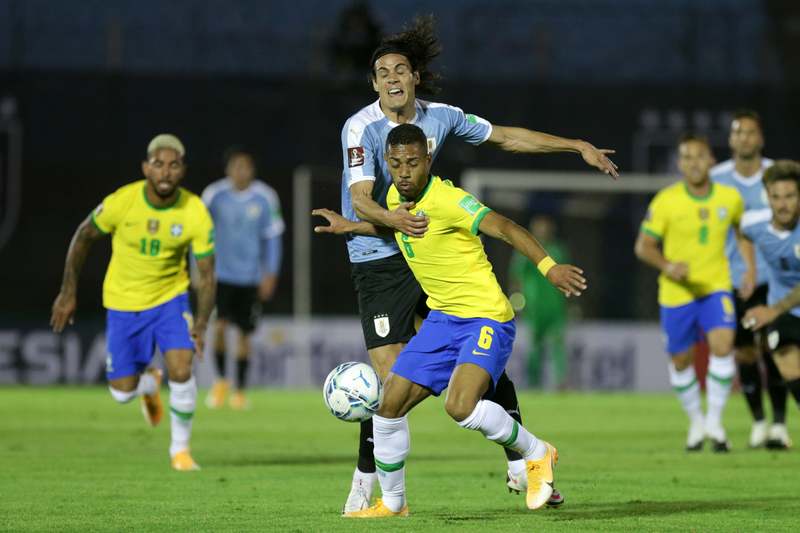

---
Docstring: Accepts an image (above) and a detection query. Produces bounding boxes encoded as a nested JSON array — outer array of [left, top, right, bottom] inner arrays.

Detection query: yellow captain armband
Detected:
[[537, 256, 556, 277]]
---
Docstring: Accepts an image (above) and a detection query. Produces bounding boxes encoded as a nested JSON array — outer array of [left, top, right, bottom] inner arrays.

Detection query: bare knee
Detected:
[[736, 345, 760, 364], [671, 351, 693, 371], [444, 395, 477, 423], [368, 343, 404, 382]]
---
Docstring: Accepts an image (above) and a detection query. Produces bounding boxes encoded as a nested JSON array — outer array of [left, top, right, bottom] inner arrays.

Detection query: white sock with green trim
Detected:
[[706, 354, 735, 429], [668, 363, 704, 426], [458, 400, 547, 462], [168, 376, 197, 458], [372, 415, 409, 513]]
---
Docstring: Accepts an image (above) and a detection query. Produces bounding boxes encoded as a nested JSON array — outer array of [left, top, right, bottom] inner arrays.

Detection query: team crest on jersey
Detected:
[[246, 202, 262, 220], [698, 208, 709, 221], [768, 330, 780, 350], [148, 219, 159, 235], [171, 224, 183, 237], [717, 207, 728, 220], [427, 137, 437, 154], [348, 146, 365, 168], [374, 314, 390, 338]]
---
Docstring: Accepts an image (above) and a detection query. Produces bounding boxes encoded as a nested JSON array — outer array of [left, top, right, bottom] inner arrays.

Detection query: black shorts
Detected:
[[216, 281, 262, 333], [766, 313, 800, 352], [734, 284, 768, 348], [351, 253, 429, 350]]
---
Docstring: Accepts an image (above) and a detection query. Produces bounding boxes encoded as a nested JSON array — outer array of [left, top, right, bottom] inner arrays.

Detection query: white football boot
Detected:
[[748, 420, 769, 449], [342, 477, 375, 515]]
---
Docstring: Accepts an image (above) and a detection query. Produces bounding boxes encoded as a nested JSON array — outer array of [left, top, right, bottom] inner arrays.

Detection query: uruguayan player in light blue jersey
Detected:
[[201, 148, 284, 411], [332, 14, 616, 514], [741, 161, 800, 447], [710, 109, 787, 449]]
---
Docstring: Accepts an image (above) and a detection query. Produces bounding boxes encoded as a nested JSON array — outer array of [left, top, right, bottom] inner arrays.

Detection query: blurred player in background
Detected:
[[202, 148, 284, 410], [50, 134, 216, 470], [317, 124, 586, 517], [710, 110, 788, 449], [741, 161, 800, 439], [335, 14, 617, 513], [509, 215, 570, 390], [635, 132, 754, 452]]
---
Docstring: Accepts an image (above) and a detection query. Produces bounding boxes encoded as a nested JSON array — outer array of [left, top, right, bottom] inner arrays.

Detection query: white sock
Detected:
[[668, 363, 704, 427], [372, 415, 409, 513], [168, 376, 197, 458], [137, 372, 157, 396], [508, 458, 526, 478], [108, 386, 137, 404], [458, 400, 547, 462], [706, 354, 736, 428]]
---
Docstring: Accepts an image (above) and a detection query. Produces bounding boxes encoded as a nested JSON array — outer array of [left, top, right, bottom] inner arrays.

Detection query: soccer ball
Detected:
[[323, 362, 383, 423]]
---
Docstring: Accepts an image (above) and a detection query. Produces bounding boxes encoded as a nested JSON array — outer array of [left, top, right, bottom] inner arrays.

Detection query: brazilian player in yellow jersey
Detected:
[[635, 132, 755, 453], [50, 134, 216, 471], [315, 124, 586, 517]]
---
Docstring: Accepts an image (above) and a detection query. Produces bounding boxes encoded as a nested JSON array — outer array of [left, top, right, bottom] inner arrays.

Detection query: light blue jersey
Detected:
[[710, 157, 774, 288], [741, 208, 800, 319], [201, 178, 284, 286], [341, 98, 492, 263]]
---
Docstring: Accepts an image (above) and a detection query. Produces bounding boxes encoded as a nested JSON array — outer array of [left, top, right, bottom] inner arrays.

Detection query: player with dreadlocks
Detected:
[[326, 14, 617, 515]]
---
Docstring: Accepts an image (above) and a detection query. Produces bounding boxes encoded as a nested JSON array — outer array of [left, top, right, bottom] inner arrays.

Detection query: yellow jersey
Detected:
[[386, 176, 514, 322], [91, 180, 215, 312], [641, 181, 744, 307]]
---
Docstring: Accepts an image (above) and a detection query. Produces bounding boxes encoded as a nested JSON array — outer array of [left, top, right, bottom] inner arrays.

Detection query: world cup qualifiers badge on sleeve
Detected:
[[348, 147, 365, 168]]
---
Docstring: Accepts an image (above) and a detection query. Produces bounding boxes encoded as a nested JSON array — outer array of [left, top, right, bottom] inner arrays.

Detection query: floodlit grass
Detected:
[[1, 387, 799, 532]]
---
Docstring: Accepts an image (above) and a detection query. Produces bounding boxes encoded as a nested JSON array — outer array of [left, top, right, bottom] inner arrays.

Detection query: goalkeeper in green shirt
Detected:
[[509, 216, 570, 390]]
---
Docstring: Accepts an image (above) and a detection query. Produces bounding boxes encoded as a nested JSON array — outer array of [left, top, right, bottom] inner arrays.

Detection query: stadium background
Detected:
[[1, 0, 799, 388]]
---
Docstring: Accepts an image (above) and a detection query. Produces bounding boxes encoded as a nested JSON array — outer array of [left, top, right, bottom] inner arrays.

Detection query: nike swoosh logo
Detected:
[[124, 221, 138, 226], [545, 480, 554, 489], [472, 349, 490, 356]]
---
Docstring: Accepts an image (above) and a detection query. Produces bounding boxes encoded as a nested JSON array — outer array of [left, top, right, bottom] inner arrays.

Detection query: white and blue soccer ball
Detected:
[[323, 362, 383, 423]]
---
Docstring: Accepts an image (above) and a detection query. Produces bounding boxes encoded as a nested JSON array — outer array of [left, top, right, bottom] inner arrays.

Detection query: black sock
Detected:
[[763, 352, 788, 424], [490, 371, 524, 462], [236, 359, 249, 390], [738, 361, 765, 421], [357, 418, 376, 473], [215, 351, 226, 378], [785, 378, 800, 409]]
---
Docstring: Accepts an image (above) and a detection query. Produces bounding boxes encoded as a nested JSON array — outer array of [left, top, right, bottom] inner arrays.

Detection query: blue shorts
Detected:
[[659, 291, 736, 355], [105, 293, 195, 380], [391, 310, 516, 397]]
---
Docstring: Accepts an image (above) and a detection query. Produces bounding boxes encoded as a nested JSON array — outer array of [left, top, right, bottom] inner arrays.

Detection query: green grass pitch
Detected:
[[1, 387, 799, 532]]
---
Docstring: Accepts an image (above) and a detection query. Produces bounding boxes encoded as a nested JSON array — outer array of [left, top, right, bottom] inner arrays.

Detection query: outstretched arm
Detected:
[[485, 126, 618, 179], [313, 208, 400, 238], [478, 211, 586, 297], [50, 215, 106, 332], [192, 254, 216, 358]]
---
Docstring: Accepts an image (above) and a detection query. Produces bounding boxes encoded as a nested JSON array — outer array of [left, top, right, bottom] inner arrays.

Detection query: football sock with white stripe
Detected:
[[168, 376, 197, 457], [457, 399, 547, 462], [668, 363, 704, 427], [373, 415, 409, 513], [706, 354, 736, 429]]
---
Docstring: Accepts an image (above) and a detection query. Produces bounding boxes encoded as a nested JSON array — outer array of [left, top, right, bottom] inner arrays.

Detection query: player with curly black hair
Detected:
[[329, 14, 616, 514]]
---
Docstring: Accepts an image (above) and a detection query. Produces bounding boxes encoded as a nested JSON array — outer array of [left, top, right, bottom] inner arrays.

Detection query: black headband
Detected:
[[373, 46, 415, 67]]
